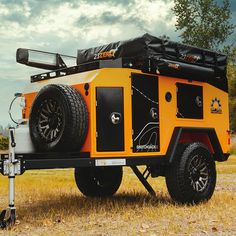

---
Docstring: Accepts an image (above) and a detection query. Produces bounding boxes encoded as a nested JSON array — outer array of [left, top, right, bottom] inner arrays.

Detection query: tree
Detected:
[[173, 0, 235, 50], [173, 0, 236, 131], [228, 46, 236, 131], [0, 125, 3, 135]]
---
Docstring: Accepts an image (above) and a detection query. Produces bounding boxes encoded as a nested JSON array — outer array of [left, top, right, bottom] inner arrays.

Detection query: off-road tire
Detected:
[[165, 142, 216, 204], [29, 84, 88, 152], [74, 166, 123, 197]]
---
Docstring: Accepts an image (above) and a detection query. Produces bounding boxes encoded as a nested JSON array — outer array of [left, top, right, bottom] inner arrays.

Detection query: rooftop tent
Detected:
[[77, 33, 227, 68], [77, 33, 228, 92]]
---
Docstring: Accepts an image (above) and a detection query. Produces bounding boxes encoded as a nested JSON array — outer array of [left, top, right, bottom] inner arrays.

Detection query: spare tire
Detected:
[[29, 84, 88, 152]]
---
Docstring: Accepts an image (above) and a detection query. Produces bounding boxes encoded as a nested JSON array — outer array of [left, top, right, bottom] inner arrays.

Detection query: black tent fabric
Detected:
[[77, 33, 228, 92], [77, 33, 226, 67]]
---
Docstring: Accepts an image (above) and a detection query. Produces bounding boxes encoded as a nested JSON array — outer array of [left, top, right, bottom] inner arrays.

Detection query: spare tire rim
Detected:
[[37, 98, 64, 143], [188, 155, 209, 192]]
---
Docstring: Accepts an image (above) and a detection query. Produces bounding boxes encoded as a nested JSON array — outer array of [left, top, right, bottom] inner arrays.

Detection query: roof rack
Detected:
[[16, 34, 228, 92]]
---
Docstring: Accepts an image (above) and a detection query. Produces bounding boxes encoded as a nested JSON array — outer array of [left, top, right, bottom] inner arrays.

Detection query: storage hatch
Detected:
[[96, 87, 124, 151], [176, 83, 203, 119]]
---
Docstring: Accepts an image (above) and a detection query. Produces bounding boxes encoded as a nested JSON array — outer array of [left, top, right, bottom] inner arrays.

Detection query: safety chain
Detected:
[[132, 86, 158, 105]]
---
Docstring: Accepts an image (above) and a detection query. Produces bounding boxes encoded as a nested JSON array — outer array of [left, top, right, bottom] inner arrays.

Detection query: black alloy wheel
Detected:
[[165, 142, 216, 204]]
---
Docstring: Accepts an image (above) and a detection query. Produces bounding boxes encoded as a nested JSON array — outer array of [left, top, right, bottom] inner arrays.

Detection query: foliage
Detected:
[[0, 137, 9, 150], [173, 0, 235, 50], [0, 125, 9, 137], [173, 0, 236, 130], [0, 125, 9, 150], [227, 46, 236, 131]]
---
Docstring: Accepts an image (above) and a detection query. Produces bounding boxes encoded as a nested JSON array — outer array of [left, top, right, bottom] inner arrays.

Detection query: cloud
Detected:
[[0, 0, 176, 125], [0, 0, 235, 126], [0, 0, 176, 47], [0, 0, 177, 76]]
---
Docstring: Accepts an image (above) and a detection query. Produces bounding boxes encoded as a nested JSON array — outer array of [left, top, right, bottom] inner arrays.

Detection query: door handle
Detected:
[[110, 112, 122, 125]]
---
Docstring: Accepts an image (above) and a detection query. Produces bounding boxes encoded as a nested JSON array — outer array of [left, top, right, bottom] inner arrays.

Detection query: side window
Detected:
[[176, 83, 203, 119]]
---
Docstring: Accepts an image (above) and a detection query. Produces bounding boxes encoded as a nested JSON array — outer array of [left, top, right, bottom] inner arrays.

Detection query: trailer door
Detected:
[[131, 73, 159, 152], [96, 87, 124, 152]]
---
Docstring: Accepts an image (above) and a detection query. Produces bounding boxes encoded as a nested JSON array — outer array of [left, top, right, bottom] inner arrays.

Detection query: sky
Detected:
[[0, 0, 236, 126]]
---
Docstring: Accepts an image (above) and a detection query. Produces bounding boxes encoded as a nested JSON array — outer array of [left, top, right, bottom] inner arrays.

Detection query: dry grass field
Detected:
[[231, 135, 236, 154], [0, 140, 236, 235]]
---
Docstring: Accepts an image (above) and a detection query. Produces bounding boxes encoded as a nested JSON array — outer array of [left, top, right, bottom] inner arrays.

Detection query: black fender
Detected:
[[166, 127, 230, 163]]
